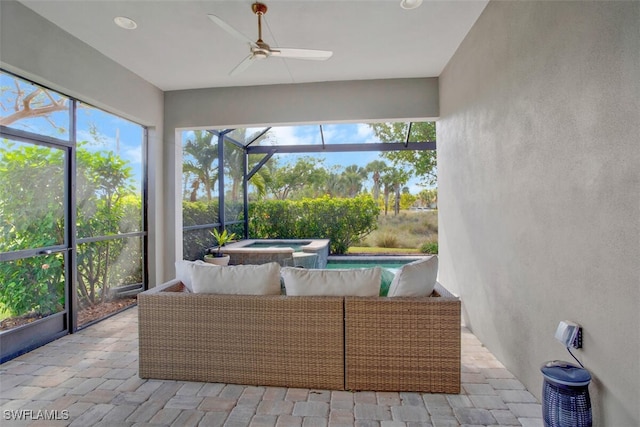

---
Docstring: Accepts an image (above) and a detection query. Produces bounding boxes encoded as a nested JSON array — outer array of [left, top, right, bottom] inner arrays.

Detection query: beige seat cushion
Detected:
[[387, 256, 438, 297], [282, 267, 381, 296], [189, 262, 281, 295]]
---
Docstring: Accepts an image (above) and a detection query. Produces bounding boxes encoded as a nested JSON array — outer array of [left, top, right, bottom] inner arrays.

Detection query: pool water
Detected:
[[246, 242, 310, 252], [326, 258, 416, 270], [327, 260, 411, 269]]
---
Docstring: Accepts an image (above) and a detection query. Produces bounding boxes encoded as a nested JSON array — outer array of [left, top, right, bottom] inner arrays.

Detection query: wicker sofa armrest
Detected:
[[141, 279, 190, 294], [344, 283, 461, 393], [433, 281, 457, 298]]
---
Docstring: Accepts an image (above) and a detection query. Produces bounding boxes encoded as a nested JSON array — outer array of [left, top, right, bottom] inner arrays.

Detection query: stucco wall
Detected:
[[438, 2, 639, 425], [0, 0, 165, 286]]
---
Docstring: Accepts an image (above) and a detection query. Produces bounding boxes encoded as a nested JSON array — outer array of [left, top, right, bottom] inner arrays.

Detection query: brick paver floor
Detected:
[[0, 307, 544, 427]]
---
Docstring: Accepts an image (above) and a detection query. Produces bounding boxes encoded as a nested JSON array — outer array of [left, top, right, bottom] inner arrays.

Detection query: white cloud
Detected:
[[266, 125, 322, 146], [355, 123, 376, 141], [123, 146, 143, 165], [76, 128, 142, 164]]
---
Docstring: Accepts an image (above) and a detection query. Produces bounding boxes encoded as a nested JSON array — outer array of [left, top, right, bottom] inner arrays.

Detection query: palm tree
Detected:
[[380, 174, 393, 216], [382, 167, 409, 215], [340, 165, 368, 197], [224, 129, 272, 201], [224, 143, 244, 202], [247, 153, 271, 200], [324, 172, 346, 197], [183, 131, 218, 201], [366, 160, 388, 202]]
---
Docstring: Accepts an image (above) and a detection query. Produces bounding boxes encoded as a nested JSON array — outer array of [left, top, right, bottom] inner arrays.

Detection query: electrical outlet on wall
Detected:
[[555, 320, 583, 349]]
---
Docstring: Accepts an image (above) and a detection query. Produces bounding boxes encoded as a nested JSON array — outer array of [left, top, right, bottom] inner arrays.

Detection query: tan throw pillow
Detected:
[[282, 267, 381, 297], [387, 256, 438, 297], [189, 262, 281, 295]]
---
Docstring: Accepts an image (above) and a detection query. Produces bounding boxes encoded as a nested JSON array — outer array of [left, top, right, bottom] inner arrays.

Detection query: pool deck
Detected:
[[0, 307, 544, 427]]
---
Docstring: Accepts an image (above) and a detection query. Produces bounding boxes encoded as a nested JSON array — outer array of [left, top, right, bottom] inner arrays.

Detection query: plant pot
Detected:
[[204, 255, 230, 266]]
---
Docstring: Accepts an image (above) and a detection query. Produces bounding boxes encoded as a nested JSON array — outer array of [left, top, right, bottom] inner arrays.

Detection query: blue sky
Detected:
[[76, 104, 145, 191], [254, 123, 429, 194], [1, 73, 145, 192]]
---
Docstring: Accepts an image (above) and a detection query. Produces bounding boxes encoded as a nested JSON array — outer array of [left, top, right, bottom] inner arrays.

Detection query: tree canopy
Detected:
[[369, 122, 437, 186]]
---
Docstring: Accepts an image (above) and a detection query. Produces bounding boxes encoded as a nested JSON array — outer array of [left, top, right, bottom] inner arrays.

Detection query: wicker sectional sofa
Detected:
[[138, 279, 461, 393]]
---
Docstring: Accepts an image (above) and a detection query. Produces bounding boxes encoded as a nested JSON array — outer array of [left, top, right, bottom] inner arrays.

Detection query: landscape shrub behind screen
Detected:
[[249, 195, 379, 254]]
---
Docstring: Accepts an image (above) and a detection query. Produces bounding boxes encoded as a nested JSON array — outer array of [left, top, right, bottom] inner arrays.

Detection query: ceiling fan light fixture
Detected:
[[400, 0, 423, 10], [253, 50, 269, 60], [114, 16, 138, 30]]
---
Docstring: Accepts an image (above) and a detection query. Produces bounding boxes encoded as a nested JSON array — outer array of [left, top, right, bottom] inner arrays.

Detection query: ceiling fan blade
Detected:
[[208, 14, 256, 47], [229, 54, 255, 76], [270, 48, 333, 61]]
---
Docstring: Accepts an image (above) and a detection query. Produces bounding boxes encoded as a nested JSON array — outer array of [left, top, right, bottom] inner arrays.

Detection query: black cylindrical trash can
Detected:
[[541, 360, 592, 427]]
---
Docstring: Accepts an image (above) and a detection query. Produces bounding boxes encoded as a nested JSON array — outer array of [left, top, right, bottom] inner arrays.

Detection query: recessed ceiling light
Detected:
[[114, 16, 138, 30], [400, 0, 423, 10]]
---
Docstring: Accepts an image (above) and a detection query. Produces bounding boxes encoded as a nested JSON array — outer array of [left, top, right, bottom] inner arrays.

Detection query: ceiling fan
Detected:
[[208, 2, 333, 76]]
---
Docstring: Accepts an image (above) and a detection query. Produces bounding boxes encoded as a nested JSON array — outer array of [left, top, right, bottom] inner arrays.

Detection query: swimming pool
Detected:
[[326, 256, 421, 270]]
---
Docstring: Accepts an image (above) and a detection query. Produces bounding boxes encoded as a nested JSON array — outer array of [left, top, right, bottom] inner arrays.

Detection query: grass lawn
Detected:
[[348, 246, 421, 254], [356, 210, 438, 253]]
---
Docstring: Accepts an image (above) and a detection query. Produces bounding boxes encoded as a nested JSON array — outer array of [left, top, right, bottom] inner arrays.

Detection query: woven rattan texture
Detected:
[[139, 288, 344, 390], [344, 296, 461, 393], [138, 280, 461, 392]]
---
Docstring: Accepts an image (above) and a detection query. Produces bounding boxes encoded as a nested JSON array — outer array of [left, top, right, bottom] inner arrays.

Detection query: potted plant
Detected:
[[204, 229, 237, 266]]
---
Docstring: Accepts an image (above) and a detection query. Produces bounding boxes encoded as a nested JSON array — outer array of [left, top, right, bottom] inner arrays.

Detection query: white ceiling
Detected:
[[19, 0, 488, 92]]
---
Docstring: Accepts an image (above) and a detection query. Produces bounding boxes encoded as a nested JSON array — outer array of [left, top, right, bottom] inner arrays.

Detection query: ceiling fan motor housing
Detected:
[[251, 3, 268, 15]]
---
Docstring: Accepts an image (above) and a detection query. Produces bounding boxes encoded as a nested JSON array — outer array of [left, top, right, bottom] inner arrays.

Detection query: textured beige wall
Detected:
[[438, 2, 639, 425]]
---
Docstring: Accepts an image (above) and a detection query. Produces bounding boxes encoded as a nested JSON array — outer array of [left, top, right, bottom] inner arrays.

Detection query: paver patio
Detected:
[[0, 307, 544, 427]]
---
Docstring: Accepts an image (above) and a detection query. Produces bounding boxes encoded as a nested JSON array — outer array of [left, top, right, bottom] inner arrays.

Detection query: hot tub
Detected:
[[221, 239, 330, 268]]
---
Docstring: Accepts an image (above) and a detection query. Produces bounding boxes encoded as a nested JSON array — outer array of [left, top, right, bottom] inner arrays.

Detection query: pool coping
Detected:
[[221, 239, 331, 268], [327, 255, 427, 262], [225, 239, 330, 253]]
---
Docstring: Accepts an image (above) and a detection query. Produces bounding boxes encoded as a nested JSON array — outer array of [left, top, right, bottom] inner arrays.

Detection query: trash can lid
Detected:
[[541, 360, 591, 386]]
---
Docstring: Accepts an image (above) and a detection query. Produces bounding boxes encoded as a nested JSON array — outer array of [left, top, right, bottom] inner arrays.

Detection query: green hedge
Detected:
[[249, 195, 379, 254], [0, 143, 143, 318], [182, 201, 245, 261]]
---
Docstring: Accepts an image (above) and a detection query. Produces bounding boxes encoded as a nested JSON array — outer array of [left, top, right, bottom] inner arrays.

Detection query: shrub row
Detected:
[[249, 195, 379, 254]]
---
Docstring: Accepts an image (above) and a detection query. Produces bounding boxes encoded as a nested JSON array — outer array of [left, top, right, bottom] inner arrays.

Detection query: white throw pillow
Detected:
[[387, 256, 438, 297], [174, 260, 195, 291], [175, 260, 216, 291], [282, 267, 381, 297], [189, 262, 281, 295]]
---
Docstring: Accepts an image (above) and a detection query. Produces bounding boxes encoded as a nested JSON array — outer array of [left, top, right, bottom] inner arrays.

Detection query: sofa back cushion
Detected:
[[175, 259, 211, 292], [282, 267, 381, 296], [387, 256, 438, 297], [189, 262, 281, 295]]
